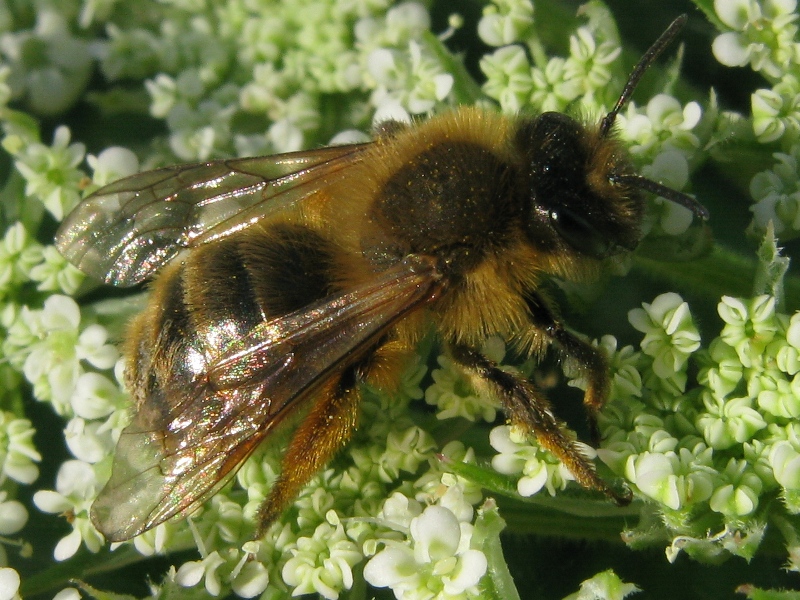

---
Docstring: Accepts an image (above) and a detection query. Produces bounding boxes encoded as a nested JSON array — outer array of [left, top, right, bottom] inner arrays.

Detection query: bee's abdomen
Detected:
[[184, 222, 339, 343], [125, 223, 340, 395]]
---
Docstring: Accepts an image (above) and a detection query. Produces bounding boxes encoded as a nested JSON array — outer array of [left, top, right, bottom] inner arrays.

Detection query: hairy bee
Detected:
[[56, 15, 707, 542]]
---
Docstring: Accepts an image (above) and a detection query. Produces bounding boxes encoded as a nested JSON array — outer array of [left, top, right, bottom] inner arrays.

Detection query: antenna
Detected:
[[601, 15, 708, 221], [599, 14, 688, 138], [612, 173, 710, 220]]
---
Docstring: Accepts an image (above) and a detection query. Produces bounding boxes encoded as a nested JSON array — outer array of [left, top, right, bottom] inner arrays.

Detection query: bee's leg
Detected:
[[254, 337, 411, 537], [524, 291, 609, 444], [254, 366, 362, 537], [450, 344, 630, 505]]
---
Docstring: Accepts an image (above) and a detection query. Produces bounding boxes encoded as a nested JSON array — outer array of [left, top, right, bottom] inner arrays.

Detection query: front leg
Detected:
[[450, 343, 630, 505]]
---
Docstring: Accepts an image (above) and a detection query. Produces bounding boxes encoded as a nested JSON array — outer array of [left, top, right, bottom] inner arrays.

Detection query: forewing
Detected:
[[56, 143, 369, 286], [91, 256, 442, 541]]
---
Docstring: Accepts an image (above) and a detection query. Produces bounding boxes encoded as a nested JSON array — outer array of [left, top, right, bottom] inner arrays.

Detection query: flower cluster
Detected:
[[707, 0, 800, 240], [750, 145, 800, 238], [364, 497, 488, 599], [479, 0, 622, 115], [484, 288, 800, 567], [99, 0, 457, 162], [424, 336, 505, 422]]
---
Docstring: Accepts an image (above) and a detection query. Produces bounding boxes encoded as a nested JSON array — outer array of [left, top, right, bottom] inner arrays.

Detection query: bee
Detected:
[[56, 15, 707, 542]]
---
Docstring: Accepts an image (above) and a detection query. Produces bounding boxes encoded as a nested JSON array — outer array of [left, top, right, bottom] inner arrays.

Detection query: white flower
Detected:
[[28, 245, 84, 295], [617, 95, 703, 163], [176, 551, 227, 596], [355, 2, 431, 50], [231, 558, 269, 598], [11, 295, 119, 413], [0, 412, 41, 484], [377, 492, 423, 532], [711, 0, 799, 79], [64, 417, 114, 463], [33, 460, 104, 559], [0, 222, 42, 296], [70, 372, 124, 420], [0, 567, 20, 600], [490, 425, 579, 497], [771, 440, 800, 489], [382, 2, 432, 46], [11, 126, 85, 220], [751, 76, 800, 143], [480, 45, 534, 113], [425, 353, 500, 423], [749, 145, 800, 236], [145, 73, 177, 118], [718, 295, 778, 367], [708, 458, 762, 518], [281, 513, 363, 599], [624, 448, 714, 511], [368, 41, 453, 114], [427, 479, 476, 525], [698, 393, 767, 450], [628, 293, 701, 386], [86, 146, 139, 186], [0, 492, 28, 534], [0, 10, 91, 116], [477, 0, 534, 46], [563, 26, 621, 102], [364, 505, 487, 599]]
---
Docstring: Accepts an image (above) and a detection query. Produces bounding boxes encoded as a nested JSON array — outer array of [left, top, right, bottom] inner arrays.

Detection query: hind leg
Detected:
[[254, 337, 412, 537]]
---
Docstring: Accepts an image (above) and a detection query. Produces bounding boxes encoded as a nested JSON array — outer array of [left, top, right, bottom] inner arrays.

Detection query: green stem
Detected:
[[422, 31, 485, 105], [496, 496, 638, 542], [475, 501, 522, 600], [444, 457, 639, 543], [20, 544, 196, 597]]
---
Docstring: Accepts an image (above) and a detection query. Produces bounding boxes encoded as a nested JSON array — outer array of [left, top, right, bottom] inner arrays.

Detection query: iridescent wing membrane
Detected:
[[91, 257, 441, 541], [55, 144, 444, 540], [56, 144, 370, 286]]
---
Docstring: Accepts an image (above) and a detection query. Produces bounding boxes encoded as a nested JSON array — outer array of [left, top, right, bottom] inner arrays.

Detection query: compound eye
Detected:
[[549, 206, 613, 257]]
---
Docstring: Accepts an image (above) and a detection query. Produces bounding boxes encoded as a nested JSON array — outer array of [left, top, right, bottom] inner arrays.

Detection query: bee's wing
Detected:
[[90, 256, 442, 542], [56, 143, 370, 287]]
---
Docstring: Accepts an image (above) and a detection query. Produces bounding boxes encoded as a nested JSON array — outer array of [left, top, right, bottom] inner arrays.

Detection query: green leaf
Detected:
[[474, 499, 521, 600], [76, 581, 139, 600]]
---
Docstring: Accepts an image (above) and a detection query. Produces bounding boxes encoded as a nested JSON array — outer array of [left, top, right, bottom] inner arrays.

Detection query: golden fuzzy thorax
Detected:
[[307, 108, 630, 354]]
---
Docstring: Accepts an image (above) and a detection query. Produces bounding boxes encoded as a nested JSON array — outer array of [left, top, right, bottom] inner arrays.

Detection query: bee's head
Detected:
[[515, 14, 707, 262], [515, 112, 645, 259]]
